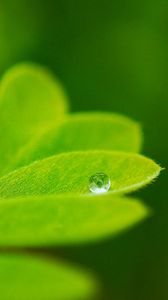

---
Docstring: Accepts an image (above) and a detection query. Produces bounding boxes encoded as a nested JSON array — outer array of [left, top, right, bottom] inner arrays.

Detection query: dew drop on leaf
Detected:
[[89, 173, 111, 194]]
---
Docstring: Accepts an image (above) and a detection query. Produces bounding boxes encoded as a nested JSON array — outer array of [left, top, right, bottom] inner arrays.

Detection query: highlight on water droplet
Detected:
[[89, 172, 111, 194]]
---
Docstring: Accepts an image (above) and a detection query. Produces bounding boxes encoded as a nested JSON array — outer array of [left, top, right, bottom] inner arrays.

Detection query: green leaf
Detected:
[[0, 63, 69, 176], [0, 195, 149, 246], [0, 253, 96, 300], [0, 151, 161, 198], [11, 112, 142, 171]]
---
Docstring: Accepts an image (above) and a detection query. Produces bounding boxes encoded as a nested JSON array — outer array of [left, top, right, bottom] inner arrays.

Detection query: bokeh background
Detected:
[[0, 0, 167, 299]]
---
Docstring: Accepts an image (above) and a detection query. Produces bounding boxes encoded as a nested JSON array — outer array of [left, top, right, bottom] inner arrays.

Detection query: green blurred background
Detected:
[[0, 0, 167, 299]]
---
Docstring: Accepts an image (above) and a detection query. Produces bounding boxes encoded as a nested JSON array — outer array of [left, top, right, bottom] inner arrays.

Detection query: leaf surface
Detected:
[[0, 151, 161, 198], [11, 112, 142, 170], [0, 253, 95, 300], [0, 63, 68, 175], [0, 195, 149, 245]]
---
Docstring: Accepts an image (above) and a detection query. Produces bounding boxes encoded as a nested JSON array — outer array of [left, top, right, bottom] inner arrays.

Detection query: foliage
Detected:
[[0, 64, 161, 299], [0, 253, 96, 300]]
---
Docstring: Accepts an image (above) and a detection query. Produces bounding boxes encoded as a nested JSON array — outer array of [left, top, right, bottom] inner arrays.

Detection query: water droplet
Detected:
[[89, 173, 111, 194]]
